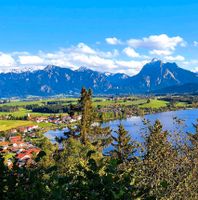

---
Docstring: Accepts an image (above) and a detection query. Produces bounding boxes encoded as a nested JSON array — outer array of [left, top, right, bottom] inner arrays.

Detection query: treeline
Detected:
[[160, 95, 198, 104], [25, 104, 70, 113], [95, 104, 179, 122], [0, 88, 197, 199], [0, 115, 28, 120], [0, 105, 19, 112]]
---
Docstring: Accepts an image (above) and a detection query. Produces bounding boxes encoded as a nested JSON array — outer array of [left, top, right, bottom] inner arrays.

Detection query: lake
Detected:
[[45, 108, 198, 145]]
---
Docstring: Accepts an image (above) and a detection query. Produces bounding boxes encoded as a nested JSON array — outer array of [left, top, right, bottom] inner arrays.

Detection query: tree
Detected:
[[92, 126, 112, 151], [140, 120, 178, 199], [111, 124, 136, 163], [79, 88, 94, 144]]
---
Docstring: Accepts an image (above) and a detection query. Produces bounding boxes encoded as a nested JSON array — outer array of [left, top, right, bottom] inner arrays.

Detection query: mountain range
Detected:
[[0, 59, 198, 97]]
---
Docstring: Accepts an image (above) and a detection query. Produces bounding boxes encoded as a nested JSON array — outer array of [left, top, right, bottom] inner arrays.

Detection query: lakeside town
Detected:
[[0, 114, 83, 168], [0, 128, 40, 168]]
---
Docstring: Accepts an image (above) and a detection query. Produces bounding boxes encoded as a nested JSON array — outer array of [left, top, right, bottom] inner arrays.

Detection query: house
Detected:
[[11, 147, 25, 153], [16, 148, 40, 162], [9, 135, 22, 143], [27, 125, 38, 132], [16, 152, 31, 161], [12, 141, 28, 148], [0, 141, 9, 150], [62, 116, 71, 123], [29, 132, 37, 138], [26, 148, 40, 155], [35, 116, 48, 123], [17, 127, 28, 133], [10, 129, 17, 134]]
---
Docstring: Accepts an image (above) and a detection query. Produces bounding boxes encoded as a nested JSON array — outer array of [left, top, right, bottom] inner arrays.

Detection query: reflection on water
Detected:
[[44, 128, 68, 144]]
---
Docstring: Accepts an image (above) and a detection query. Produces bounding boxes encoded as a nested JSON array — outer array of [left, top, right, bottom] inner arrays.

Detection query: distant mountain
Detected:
[[0, 59, 197, 97], [0, 65, 128, 97], [128, 58, 198, 93]]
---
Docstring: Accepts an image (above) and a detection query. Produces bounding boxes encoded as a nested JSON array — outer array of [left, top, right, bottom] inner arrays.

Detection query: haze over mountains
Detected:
[[0, 59, 197, 97]]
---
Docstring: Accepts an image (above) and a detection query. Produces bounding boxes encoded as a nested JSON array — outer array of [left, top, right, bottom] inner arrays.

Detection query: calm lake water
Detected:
[[45, 109, 198, 145]]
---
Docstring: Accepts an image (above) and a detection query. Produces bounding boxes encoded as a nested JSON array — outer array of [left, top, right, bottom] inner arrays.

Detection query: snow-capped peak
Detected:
[[0, 66, 45, 74], [76, 66, 90, 72]]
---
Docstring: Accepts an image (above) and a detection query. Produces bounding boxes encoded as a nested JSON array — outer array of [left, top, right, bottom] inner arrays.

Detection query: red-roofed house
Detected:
[[17, 152, 31, 161], [12, 141, 28, 148], [9, 135, 22, 143], [0, 141, 9, 150], [17, 127, 28, 133], [16, 148, 40, 161]]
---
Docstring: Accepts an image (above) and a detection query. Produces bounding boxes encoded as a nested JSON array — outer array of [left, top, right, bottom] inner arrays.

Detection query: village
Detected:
[[33, 114, 82, 124], [0, 127, 40, 168], [0, 114, 82, 168]]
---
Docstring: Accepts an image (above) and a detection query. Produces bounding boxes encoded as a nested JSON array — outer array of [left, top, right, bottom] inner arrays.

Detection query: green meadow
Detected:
[[139, 99, 168, 109], [0, 120, 35, 131]]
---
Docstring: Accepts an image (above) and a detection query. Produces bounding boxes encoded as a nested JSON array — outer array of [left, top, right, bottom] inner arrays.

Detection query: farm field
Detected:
[[0, 108, 52, 117], [0, 120, 35, 131], [93, 98, 148, 107], [139, 99, 168, 109]]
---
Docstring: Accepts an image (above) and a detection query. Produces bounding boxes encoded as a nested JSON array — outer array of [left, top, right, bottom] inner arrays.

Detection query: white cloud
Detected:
[[194, 67, 198, 72], [127, 34, 185, 51], [0, 53, 16, 67], [123, 47, 140, 58], [75, 42, 96, 54], [99, 49, 119, 58], [18, 55, 44, 65], [105, 37, 121, 45], [181, 59, 198, 72], [115, 60, 149, 74], [116, 60, 148, 68], [37, 43, 120, 71], [0, 35, 193, 75], [193, 41, 198, 47], [0, 43, 144, 75], [72, 54, 118, 70], [149, 49, 172, 56], [165, 55, 185, 61]]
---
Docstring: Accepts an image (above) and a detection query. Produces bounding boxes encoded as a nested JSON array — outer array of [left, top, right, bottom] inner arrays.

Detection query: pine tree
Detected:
[[79, 87, 94, 144], [111, 124, 136, 163], [92, 126, 112, 151], [141, 120, 178, 199]]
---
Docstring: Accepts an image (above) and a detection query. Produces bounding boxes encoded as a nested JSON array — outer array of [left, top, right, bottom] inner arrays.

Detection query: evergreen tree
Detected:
[[79, 88, 94, 144], [140, 120, 178, 199], [111, 124, 136, 163], [92, 126, 112, 151]]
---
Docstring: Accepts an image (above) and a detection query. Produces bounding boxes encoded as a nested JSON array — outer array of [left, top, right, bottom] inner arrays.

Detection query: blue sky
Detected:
[[0, 0, 198, 74]]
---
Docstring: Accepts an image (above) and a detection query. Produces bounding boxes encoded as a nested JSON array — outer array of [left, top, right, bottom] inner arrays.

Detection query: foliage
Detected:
[[111, 124, 136, 163]]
